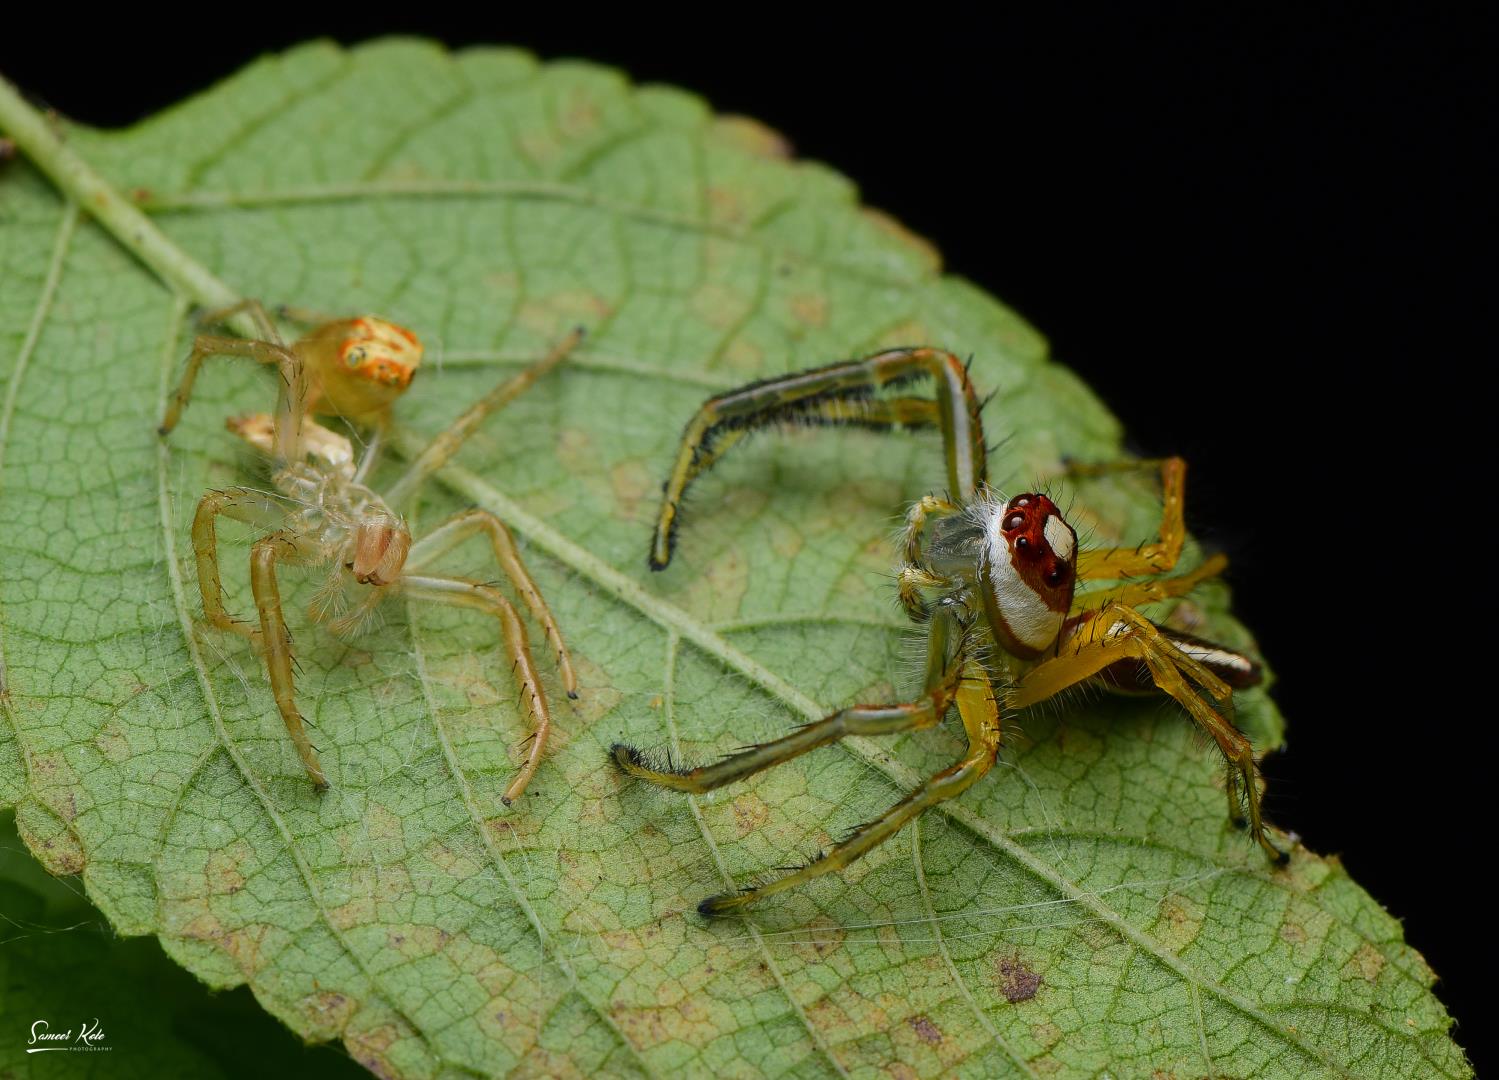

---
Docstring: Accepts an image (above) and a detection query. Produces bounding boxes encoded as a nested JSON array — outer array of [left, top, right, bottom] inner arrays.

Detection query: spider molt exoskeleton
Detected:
[[612, 346, 1286, 915], [159, 300, 581, 802]]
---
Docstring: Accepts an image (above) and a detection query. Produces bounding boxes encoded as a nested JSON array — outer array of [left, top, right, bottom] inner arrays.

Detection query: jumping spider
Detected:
[[160, 300, 580, 801], [613, 346, 1285, 914]]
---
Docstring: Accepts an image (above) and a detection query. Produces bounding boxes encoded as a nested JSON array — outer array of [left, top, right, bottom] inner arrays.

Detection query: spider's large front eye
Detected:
[[1003, 512, 1026, 531]]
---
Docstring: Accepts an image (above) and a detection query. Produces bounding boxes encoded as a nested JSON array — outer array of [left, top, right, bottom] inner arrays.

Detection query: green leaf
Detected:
[[0, 809, 368, 1078], [0, 40, 1469, 1078]]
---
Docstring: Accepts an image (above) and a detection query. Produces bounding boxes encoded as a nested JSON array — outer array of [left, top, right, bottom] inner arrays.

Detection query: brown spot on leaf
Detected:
[[1154, 893, 1204, 952], [345, 1023, 401, 1080], [1031, 1021, 1062, 1049], [791, 917, 847, 963], [611, 459, 652, 523], [789, 292, 829, 327], [15, 797, 85, 875], [1347, 941, 1386, 982], [709, 115, 794, 159], [908, 1014, 942, 1045], [730, 790, 770, 837], [1281, 921, 1308, 944], [205, 845, 248, 896], [300, 990, 357, 1039], [995, 952, 1042, 1003]]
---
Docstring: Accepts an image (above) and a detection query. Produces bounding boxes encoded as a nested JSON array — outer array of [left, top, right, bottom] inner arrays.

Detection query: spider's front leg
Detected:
[[1069, 456, 1191, 581], [1011, 603, 1287, 863], [159, 301, 312, 463], [648, 347, 987, 570]]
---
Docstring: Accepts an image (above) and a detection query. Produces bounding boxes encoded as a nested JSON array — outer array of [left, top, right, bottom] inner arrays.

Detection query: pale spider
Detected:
[[159, 300, 580, 801], [613, 346, 1285, 914]]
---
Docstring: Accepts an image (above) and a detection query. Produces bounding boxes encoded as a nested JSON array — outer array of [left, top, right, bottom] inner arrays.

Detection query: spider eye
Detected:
[[1045, 566, 1068, 587], [1015, 536, 1029, 550], [1009, 495, 1033, 509], [346, 347, 366, 368], [1003, 513, 1025, 530]]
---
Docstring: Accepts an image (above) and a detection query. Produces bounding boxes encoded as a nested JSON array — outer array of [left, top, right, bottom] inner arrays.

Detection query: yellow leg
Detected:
[[197, 298, 280, 339], [613, 658, 962, 795], [404, 575, 556, 805], [698, 660, 1003, 915], [1010, 603, 1285, 863], [190, 489, 288, 639], [249, 531, 327, 790], [384, 328, 584, 507], [1074, 456, 1188, 580], [1072, 552, 1229, 613], [160, 333, 310, 463], [407, 509, 578, 699]]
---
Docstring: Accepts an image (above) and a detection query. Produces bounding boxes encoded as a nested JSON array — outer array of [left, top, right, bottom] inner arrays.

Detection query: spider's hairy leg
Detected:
[[190, 489, 287, 639], [698, 658, 1002, 915], [402, 575, 555, 805], [159, 334, 310, 463], [1072, 455, 1190, 580], [405, 508, 578, 699], [1011, 604, 1287, 863], [649, 346, 987, 570], [196, 298, 280, 339], [250, 530, 328, 790], [1072, 552, 1229, 613], [614, 611, 967, 794], [383, 328, 584, 508]]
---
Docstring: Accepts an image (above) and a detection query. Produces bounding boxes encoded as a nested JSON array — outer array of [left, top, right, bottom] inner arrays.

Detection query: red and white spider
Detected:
[[613, 346, 1283, 914]]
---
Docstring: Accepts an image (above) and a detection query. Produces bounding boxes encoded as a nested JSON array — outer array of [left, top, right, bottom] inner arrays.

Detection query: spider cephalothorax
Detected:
[[160, 300, 581, 800], [614, 346, 1286, 914], [978, 491, 1078, 658]]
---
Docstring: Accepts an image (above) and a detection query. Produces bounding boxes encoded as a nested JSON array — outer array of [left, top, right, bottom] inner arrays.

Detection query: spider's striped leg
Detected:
[[383, 328, 584, 507], [650, 346, 987, 570], [1010, 603, 1287, 863], [1072, 456, 1192, 580], [249, 530, 328, 789], [405, 508, 578, 699], [402, 574, 555, 805], [698, 658, 1002, 915], [615, 608, 967, 795]]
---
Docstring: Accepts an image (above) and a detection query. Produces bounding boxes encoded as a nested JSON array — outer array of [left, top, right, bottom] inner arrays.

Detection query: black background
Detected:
[[3, 10, 1491, 1074]]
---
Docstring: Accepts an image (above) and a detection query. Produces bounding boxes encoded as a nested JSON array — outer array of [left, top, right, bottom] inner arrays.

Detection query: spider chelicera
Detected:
[[159, 300, 580, 802], [612, 346, 1285, 914]]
